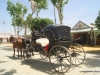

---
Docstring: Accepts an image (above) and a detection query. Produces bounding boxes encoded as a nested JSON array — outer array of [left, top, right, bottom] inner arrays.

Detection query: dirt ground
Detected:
[[5, 37, 100, 52], [0, 43, 100, 75], [6, 43, 100, 52], [82, 45, 100, 52]]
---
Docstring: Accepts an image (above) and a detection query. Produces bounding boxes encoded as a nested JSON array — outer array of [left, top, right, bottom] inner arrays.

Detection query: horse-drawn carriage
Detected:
[[23, 24, 86, 73]]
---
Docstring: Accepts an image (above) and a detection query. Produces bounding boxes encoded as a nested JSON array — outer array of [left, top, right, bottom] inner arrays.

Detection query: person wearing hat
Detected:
[[39, 25, 44, 33], [31, 26, 39, 42]]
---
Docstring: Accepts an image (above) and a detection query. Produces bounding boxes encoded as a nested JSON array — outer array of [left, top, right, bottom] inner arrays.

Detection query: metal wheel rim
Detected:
[[23, 49, 32, 61], [70, 43, 86, 65], [49, 45, 71, 73]]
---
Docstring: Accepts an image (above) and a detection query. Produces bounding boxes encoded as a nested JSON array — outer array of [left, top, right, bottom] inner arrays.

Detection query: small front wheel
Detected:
[[40, 50, 47, 59], [23, 48, 34, 61]]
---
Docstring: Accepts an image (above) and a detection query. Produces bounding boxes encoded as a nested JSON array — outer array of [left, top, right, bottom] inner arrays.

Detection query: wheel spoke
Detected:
[[70, 43, 85, 65], [49, 45, 71, 73], [75, 56, 81, 64], [60, 62, 63, 72]]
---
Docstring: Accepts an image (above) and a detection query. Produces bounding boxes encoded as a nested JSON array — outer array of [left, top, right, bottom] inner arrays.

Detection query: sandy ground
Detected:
[[5, 37, 100, 52], [0, 42, 100, 75]]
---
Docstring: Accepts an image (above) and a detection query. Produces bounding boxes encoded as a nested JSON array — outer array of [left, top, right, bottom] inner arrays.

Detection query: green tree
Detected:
[[24, 14, 33, 38], [29, 18, 54, 30], [29, 0, 48, 17], [7, 0, 28, 36], [50, 0, 69, 24], [95, 11, 100, 29], [23, 0, 48, 37]]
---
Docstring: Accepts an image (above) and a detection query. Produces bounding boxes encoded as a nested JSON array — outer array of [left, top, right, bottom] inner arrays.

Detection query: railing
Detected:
[[35, 33, 46, 38]]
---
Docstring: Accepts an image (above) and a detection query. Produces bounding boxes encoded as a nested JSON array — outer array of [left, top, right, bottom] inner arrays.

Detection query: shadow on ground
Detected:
[[7, 55, 23, 60], [0, 69, 5, 72], [21, 59, 65, 75], [0, 46, 12, 51], [84, 52, 100, 68], [0, 69, 16, 75], [0, 61, 7, 63]]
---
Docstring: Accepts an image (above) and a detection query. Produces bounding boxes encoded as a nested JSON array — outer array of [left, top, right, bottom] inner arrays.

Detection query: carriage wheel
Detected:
[[49, 45, 71, 73], [70, 43, 86, 65], [23, 49, 31, 61], [23, 47, 34, 61], [40, 51, 47, 60], [36, 43, 47, 59]]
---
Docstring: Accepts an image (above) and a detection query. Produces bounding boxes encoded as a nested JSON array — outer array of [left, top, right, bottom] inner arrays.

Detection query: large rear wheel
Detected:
[[49, 45, 71, 73]]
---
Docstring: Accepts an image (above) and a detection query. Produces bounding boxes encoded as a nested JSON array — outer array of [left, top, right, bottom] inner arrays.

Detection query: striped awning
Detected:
[[71, 28, 91, 33]]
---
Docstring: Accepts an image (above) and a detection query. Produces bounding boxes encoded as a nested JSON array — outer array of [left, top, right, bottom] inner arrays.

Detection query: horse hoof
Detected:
[[13, 55, 15, 57], [32, 53, 34, 56]]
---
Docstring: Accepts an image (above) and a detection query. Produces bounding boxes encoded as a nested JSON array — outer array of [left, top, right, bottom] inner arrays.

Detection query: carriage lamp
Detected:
[[30, 0, 37, 14]]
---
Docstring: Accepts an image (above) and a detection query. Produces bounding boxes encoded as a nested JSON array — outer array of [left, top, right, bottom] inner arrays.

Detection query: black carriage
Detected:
[[23, 24, 86, 73]]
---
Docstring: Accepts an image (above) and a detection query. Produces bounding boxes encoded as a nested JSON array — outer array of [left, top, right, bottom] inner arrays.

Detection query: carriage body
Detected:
[[43, 24, 71, 48], [24, 24, 86, 73]]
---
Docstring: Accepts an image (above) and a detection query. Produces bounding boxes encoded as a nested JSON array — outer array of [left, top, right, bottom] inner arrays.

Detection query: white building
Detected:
[[71, 21, 100, 46], [0, 32, 15, 43]]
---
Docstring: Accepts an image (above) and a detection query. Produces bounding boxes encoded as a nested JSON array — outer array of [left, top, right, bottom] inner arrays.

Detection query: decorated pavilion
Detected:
[[71, 21, 100, 46]]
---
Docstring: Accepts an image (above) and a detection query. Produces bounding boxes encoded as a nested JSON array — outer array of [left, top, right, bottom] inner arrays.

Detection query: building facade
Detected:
[[0, 32, 13, 43], [71, 21, 100, 46]]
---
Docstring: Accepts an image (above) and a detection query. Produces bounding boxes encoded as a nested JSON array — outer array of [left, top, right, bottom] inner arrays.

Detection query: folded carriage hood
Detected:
[[43, 24, 71, 39]]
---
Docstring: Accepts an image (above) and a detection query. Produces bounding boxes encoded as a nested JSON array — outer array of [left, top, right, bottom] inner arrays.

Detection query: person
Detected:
[[9, 35, 14, 43], [39, 25, 44, 33], [31, 26, 39, 42]]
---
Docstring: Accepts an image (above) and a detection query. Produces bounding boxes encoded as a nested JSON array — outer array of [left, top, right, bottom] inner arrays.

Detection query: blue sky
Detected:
[[0, 0, 100, 35]]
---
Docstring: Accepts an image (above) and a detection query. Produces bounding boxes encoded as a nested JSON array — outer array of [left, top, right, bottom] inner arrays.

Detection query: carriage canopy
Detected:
[[43, 24, 71, 43]]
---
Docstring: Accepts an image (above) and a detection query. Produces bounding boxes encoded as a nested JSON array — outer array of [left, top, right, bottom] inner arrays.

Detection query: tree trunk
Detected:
[[24, 24, 27, 39], [17, 26, 19, 37], [57, 2, 63, 24], [14, 27, 16, 37], [58, 8, 63, 24]]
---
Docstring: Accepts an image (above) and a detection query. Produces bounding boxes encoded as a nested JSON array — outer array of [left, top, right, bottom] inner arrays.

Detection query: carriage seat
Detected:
[[44, 29, 56, 44], [36, 38, 49, 47]]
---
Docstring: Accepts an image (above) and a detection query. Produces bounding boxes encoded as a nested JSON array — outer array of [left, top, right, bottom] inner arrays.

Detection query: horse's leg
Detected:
[[20, 48, 22, 57], [22, 49, 25, 57], [18, 49, 19, 57], [13, 47, 15, 57]]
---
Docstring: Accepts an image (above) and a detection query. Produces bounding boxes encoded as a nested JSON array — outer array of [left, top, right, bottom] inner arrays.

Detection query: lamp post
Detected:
[[31, 0, 37, 15], [24, 0, 37, 38], [28, 0, 37, 32], [3, 20, 6, 43], [54, 6, 56, 24]]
